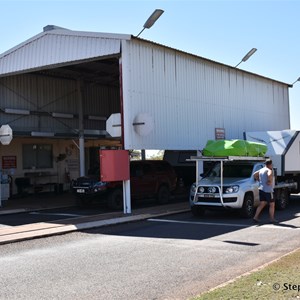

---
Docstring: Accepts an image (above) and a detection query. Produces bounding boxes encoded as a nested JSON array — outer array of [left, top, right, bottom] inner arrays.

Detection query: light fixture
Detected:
[[235, 48, 257, 68], [52, 112, 74, 118], [83, 129, 107, 136], [88, 115, 107, 121], [136, 9, 164, 37], [291, 77, 300, 86], [31, 131, 55, 137], [4, 108, 30, 115]]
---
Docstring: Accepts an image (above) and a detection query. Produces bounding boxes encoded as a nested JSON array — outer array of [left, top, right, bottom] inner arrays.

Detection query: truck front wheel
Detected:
[[241, 194, 254, 218], [276, 189, 289, 210]]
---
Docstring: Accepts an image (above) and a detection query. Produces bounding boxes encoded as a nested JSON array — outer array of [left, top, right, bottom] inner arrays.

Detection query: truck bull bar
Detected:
[[188, 156, 266, 207]]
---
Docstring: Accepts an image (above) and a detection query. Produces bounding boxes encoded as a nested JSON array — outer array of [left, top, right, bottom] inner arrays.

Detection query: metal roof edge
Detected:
[[0, 26, 291, 87], [0, 53, 121, 78], [0, 26, 131, 59], [42, 27, 132, 40], [131, 36, 291, 87], [0, 31, 45, 59]]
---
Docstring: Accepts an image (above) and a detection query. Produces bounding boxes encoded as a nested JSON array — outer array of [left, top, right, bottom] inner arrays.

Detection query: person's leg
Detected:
[[253, 201, 267, 221], [253, 190, 267, 221], [264, 192, 278, 222], [269, 194, 278, 222], [269, 202, 275, 220]]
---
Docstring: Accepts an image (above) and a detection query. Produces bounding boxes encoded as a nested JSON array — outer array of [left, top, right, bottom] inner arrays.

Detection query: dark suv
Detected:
[[72, 160, 177, 209]]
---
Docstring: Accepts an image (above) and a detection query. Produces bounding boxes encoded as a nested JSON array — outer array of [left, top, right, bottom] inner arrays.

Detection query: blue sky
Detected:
[[1, 0, 300, 128]]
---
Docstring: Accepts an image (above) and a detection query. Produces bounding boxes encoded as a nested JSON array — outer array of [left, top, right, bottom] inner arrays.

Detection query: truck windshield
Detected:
[[206, 163, 253, 178]]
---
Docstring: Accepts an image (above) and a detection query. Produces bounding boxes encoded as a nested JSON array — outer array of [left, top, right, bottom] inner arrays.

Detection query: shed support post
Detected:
[[77, 80, 85, 177], [141, 150, 146, 160]]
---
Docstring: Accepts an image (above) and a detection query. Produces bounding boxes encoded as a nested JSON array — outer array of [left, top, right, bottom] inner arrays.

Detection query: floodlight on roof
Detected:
[[136, 9, 164, 37], [291, 77, 300, 86], [235, 48, 257, 68]]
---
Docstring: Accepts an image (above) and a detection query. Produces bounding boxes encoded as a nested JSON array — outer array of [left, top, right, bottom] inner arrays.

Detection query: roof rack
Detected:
[[188, 155, 267, 162]]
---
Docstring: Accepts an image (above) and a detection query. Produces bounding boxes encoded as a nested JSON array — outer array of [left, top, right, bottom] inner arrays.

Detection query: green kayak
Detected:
[[202, 139, 267, 157]]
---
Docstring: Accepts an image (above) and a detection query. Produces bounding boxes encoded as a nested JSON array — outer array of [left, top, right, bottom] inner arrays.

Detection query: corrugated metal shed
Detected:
[[0, 26, 292, 151], [0, 26, 130, 77], [121, 39, 291, 150]]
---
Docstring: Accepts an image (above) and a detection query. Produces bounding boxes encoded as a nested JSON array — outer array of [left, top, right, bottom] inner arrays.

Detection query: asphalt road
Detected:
[[0, 206, 108, 226], [0, 196, 186, 227], [1, 199, 300, 300]]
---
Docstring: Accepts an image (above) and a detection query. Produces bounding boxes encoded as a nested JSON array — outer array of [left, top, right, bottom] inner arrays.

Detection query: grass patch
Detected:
[[192, 249, 300, 300]]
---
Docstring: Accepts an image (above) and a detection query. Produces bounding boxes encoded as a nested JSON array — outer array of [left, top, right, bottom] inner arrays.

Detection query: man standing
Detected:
[[253, 159, 278, 224]]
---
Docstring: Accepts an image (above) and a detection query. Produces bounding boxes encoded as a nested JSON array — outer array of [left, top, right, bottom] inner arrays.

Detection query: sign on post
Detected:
[[99, 150, 131, 214], [106, 113, 121, 137]]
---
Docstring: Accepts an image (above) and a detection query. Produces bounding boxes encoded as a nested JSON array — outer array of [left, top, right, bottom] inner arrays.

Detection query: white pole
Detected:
[[0, 180, 2, 207], [220, 160, 223, 203], [196, 160, 199, 186], [0, 170, 2, 207], [123, 180, 131, 214]]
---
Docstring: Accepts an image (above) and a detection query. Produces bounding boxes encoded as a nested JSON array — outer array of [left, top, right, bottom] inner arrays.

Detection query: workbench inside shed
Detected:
[[24, 172, 59, 193]]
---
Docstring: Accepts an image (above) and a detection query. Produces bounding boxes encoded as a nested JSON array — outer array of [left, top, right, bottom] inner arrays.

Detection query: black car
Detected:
[[72, 160, 177, 209]]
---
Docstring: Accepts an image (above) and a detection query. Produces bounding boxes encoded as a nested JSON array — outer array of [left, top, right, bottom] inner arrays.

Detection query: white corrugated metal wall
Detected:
[[122, 39, 290, 150], [0, 74, 120, 134], [0, 30, 123, 77]]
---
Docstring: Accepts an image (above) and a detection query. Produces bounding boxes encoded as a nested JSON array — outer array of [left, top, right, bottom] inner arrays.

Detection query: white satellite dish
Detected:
[[0, 125, 13, 145], [133, 113, 154, 136]]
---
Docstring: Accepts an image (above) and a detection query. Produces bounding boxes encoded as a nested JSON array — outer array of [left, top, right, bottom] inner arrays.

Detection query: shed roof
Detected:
[[0, 25, 291, 87], [0, 25, 131, 77]]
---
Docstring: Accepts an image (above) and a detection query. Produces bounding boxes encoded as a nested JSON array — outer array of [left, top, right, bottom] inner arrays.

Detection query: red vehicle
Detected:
[[72, 160, 177, 209]]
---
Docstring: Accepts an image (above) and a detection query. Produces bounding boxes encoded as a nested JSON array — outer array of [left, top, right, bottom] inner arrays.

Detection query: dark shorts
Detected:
[[259, 190, 274, 203]]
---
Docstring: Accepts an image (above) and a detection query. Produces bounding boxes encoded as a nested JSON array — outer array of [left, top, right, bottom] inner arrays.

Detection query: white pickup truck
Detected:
[[189, 130, 300, 218]]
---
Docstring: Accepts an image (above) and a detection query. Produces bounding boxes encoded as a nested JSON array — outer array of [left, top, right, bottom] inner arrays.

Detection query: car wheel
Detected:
[[191, 205, 205, 217], [108, 189, 123, 210], [276, 189, 289, 210], [157, 185, 170, 204], [241, 193, 254, 218]]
